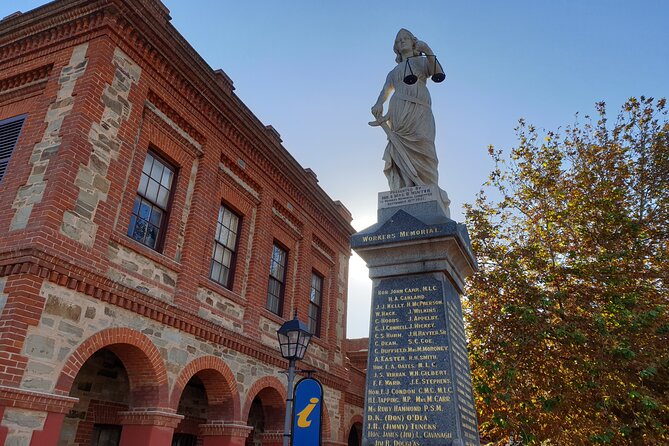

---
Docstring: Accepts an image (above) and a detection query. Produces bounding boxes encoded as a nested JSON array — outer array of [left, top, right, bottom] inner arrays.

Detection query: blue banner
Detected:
[[292, 377, 323, 446]]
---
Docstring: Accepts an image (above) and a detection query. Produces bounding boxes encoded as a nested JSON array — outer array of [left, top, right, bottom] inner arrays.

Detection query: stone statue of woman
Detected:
[[370, 29, 445, 190]]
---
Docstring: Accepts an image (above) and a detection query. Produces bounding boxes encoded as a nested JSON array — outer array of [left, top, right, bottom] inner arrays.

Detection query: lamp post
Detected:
[[277, 314, 313, 446]]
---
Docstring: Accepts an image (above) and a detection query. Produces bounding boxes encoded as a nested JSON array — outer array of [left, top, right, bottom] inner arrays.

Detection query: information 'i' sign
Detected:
[[292, 377, 323, 446]]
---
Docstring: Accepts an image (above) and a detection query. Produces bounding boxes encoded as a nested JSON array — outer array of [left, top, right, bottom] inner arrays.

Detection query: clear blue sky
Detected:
[[3, 1, 668, 338]]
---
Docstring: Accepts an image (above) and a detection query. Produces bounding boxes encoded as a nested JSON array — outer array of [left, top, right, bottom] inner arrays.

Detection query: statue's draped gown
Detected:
[[383, 57, 439, 189]]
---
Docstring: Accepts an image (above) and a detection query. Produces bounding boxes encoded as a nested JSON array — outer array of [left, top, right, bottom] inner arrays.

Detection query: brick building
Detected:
[[0, 1, 365, 445]]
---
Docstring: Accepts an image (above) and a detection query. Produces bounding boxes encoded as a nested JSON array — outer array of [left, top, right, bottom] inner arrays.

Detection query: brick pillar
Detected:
[[0, 406, 7, 445], [0, 386, 78, 446], [199, 422, 252, 446], [29, 412, 66, 446], [257, 430, 283, 446], [118, 410, 183, 446], [0, 273, 44, 387]]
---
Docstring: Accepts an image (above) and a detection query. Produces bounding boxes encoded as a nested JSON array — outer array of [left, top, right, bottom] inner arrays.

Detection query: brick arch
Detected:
[[242, 376, 287, 431], [170, 355, 241, 421], [55, 327, 169, 407], [348, 414, 363, 428]]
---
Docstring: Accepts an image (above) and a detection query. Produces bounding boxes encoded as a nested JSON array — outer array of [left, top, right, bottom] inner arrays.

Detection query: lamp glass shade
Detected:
[[277, 316, 313, 360], [278, 332, 291, 358]]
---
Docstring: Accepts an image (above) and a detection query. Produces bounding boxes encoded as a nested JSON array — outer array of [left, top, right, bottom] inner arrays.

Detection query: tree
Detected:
[[464, 97, 669, 445]]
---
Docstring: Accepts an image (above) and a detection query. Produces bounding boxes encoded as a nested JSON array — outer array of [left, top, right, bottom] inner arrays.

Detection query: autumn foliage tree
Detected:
[[465, 97, 669, 445]]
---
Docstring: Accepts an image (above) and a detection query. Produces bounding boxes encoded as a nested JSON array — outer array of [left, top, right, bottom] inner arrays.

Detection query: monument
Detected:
[[352, 29, 481, 446]]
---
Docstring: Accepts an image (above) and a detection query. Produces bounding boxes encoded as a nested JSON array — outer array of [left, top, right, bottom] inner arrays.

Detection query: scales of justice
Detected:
[[352, 29, 481, 446]]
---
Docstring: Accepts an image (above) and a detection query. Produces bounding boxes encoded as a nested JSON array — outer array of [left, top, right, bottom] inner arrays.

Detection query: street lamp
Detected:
[[277, 314, 313, 446]]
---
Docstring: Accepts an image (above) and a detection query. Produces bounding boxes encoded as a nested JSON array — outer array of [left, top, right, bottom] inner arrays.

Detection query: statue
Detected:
[[370, 29, 445, 190]]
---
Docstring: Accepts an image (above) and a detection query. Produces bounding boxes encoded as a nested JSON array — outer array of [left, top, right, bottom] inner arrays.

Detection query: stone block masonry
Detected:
[[10, 44, 89, 231], [0, 278, 6, 315], [106, 241, 178, 304], [1, 408, 47, 446], [61, 48, 141, 247]]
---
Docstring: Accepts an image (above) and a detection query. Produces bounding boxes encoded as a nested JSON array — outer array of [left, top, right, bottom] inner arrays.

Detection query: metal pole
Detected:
[[283, 358, 296, 446]]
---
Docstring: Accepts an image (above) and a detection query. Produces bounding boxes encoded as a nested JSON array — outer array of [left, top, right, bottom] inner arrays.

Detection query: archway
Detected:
[[346, 415, 363, 446], [243, 377, 286, 446], [170, 356, 241, 445], [171, 375, 206, 446], [59, 348, 129, 445], [55, 329, 169, 446], [347, 423, 362, 446], [56, 328, 168, 406], [245, 396, 264, 446]]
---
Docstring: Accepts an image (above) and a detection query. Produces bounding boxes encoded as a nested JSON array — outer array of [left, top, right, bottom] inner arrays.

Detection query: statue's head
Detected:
[[394, 28, 419, 63]]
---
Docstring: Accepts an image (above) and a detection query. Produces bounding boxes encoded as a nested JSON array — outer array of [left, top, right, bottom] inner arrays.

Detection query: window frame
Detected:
[[0, 114, 27, 183], [308, 271, 324, 337], [127, 149, 177, 252], [266, 241, 289, 316], [209, 203, 241, 290]]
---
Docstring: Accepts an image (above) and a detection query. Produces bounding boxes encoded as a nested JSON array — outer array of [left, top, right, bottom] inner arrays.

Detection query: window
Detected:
[[308, 272, 323, 336], [210, 204, 240, 288], [267, 243, 288, 315], [0, 115, 26, 183], [127, 151, 175, 250]]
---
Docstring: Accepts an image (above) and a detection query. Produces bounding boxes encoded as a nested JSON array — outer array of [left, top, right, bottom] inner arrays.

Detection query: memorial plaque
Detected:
[[362, 274, 480, 446], [378, 185, 437, 209]]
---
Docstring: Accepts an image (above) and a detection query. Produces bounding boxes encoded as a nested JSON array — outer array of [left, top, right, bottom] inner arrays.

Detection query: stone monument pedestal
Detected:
[[351, 185, 481, 446]]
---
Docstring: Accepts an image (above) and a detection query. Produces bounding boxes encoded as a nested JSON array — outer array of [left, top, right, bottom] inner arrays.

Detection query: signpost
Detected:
[[291, 377, 323, 446]]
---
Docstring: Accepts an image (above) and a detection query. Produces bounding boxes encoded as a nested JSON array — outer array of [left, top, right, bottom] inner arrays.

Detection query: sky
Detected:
[[3, 1, 668, 338]]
